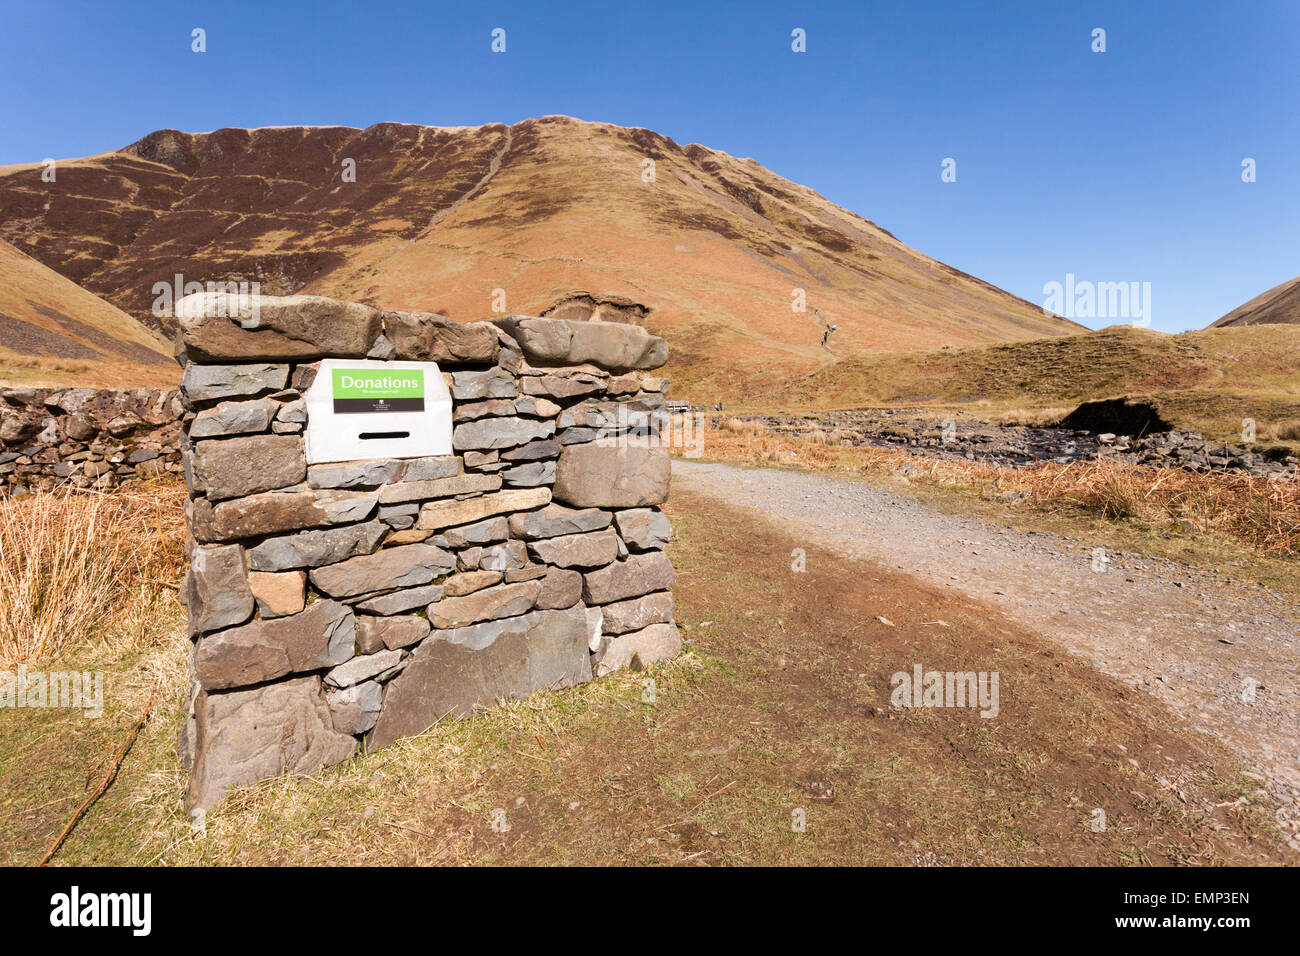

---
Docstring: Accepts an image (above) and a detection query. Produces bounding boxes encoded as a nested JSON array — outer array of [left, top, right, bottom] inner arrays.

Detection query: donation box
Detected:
[[304, 359, 453, 465]]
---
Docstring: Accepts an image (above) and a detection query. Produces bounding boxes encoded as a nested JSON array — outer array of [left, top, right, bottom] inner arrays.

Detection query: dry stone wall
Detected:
[[0, 387, 183, 493], [176, 293, 679, 811]]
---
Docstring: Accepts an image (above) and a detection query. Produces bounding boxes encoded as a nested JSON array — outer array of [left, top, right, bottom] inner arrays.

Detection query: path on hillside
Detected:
[[672, 459, 1300, 847]]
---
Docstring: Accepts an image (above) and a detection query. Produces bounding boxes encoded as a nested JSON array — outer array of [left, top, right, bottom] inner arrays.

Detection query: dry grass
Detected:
[[0, 481, 187, 665], [694, 424, 1300, 556], [1273, 420, 1300, 441]]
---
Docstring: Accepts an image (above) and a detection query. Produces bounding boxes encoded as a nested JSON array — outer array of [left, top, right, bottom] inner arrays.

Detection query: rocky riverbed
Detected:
[[718, 408, 1298, 479]]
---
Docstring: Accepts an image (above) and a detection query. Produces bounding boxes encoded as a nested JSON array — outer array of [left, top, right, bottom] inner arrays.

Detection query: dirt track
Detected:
[[672, 459, 1300, 848]]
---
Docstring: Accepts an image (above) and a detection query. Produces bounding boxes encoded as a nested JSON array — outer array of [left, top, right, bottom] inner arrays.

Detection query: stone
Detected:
[[65, 413, 97, 442], [463, 450, 499, 469], [181, 363, 290, 403], [190, 399, 277, 438], [599, 590, 674, 634], [614, 508, 673, 551], [356, 615, 430, 653], [325, 648, 405, 688], [194, 600, 356, 691], [377, 473, 499, 504], [326, 681, 384, 735], [452, 417, 555, 451], [505, 564, 549, 583], [183, 544, 255, 636], [558, 427, 598, 445], [203, 489, 377, 541], [553, 442, 670, 507], [526, 528, 618, 569], [592, 622, 682, 677], [355, 582, 444, 615], [191, 434, 306, 500], [583, 551, 676, 605], [503, 461, 555, 487], [426, 580, 542, 628], [177, 292, 384, 361], [519, 375, 606, 400], [509, 503, 611, 539], [450, 368, 516, 401], [536, 567, 583, 610], [439, 516, 508, 548], [277, 399, 306, 423], [513, 396, 562, 418], [442, 569, 503, 597], [310, 544, 454, 599], [398, 455, 461, 482], [308, 458, 404, 489], [186, 675, 357, 811], [585, 605, 604, 651], [479, 540, 527, 572], [247, 570, 306, 619], [367, 606, 591, 746], [418, 486, 551, 530], [500, 439, 560, 462], [454, 399, 516, 422], [382, 527, 432, 545], [385, 311, 500, 364], [246, 521, 386, 571], [492, 316, 668, 371]]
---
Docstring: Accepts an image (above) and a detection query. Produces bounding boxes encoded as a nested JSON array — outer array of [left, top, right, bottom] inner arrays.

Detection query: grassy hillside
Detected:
[[0, 238, 173, 388], [759, 323, 1300, 441]]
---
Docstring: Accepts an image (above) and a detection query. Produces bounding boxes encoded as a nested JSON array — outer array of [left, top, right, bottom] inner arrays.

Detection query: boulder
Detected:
[[493, 316, 668, 372], [177, 292, 383, 361], [553, 442, 670, 507], [186, 675, 357, 811], [194, 599, 356, 690], [385, 311, 500, 364]]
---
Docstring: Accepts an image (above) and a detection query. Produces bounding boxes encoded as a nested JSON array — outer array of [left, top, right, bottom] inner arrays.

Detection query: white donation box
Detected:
[[304, 359, 453, 465]]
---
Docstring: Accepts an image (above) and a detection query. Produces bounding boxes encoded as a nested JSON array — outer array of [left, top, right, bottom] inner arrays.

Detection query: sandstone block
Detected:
[[246, 521, 386, 571], [599, 590, 675, 634], [508, 503, 611, 539], [183, 544, 254, 636], [418, 486, 550, 529], [593, 622, 682, 677], [426, 580, 541, 628], [191, 434, 306, 500], [526, 528, 618, 569], [248, 570, 307, 619]]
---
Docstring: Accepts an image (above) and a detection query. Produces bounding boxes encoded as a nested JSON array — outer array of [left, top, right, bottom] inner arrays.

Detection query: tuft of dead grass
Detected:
[[0, 481, 187, 665]]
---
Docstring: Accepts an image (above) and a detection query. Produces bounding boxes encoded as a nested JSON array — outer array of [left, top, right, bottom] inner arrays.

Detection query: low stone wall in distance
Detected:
[[176, 293, 680, 811], [0, 387, 183, 494]]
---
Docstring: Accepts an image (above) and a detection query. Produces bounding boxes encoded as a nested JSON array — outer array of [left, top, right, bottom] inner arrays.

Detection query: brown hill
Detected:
[[1210, 274, 1300, 328], [0, 238, 172, 387], [0, 117, 1082, 395]]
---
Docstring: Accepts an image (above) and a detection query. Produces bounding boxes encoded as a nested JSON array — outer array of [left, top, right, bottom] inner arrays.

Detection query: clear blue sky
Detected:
[[2, 0, 1296, 333]]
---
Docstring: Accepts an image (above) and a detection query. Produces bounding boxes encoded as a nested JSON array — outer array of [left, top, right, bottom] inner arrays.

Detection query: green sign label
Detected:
[[331, 368, 425, 414]]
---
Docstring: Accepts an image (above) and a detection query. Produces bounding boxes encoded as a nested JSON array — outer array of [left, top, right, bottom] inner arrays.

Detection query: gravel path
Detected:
[[673, 459, 1300, 845]]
